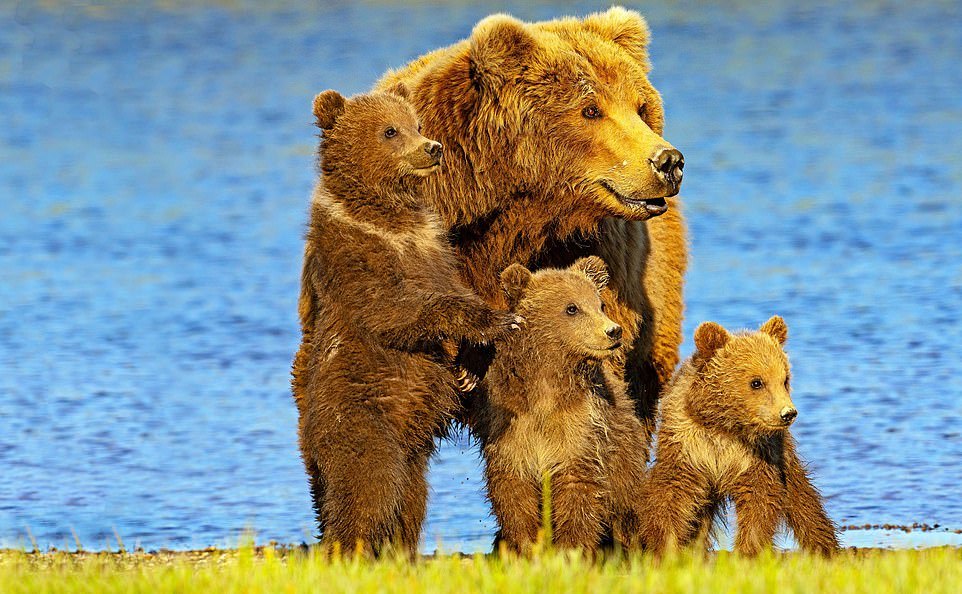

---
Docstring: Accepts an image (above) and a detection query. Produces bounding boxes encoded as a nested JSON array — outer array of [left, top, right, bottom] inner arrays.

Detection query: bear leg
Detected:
[[636, 453, 710, 556], [731, 465, 781, 557], [782, 449, 839, 556], [485, 460, 542, 554], [395, 454, 431, 557], [311, 416, 411, 558], [601, 411, 650, 550], [550, 464, 606, 553]]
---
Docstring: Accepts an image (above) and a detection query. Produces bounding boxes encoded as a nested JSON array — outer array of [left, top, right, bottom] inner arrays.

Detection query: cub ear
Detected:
[[469, 14, 539, 89], [759, 315, 788, 345], [694, 321, 730, 359], [572, 256, 610, 291], [500, 263, 533, 308], [386, 81, 410, 100], [313, 90, 346, 131], [581, 6, 651, 70]]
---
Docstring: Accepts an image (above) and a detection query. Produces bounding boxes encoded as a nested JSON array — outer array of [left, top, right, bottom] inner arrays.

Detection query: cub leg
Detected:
[[731, 464, 782, 557], [551, 463, 607, 554], [485, 458, 542, 554], [637, 452, 711, 556], [782, 440, 838, 556]]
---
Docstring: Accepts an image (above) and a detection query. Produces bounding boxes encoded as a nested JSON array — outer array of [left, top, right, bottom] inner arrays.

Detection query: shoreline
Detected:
[[3, 523, 962, 565]]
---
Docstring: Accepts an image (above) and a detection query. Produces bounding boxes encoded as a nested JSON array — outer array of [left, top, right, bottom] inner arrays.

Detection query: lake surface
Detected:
[[1, 0, 960, 552]]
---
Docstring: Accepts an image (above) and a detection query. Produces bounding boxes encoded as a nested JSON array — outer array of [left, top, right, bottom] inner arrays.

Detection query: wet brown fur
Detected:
[[294, 89, 516, 558], [472, 257, 649, 555], [356, 7, 688, 447], [638, 316, 839, 557]]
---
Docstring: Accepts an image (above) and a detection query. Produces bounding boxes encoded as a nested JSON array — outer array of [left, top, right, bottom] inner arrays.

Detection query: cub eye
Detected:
[[750, 378, 764, 390], [384, 127, 398, 139], [417, 124, 422, 133], [565, 304, 579, 316], [637, 104, 647, 118], [582, 105, 602, 119], [784, 376, 791, 389]]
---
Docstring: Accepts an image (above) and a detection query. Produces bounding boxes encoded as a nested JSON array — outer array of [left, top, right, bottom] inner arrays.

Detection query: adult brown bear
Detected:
[[293, 7, 685, 500], [373, 7, 686, 448]]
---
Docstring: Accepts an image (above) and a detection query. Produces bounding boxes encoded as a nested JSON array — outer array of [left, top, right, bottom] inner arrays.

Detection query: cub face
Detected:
[[312, 84, 443, 193], [500, 256, 622, 360], [694, 316, 797, 433]]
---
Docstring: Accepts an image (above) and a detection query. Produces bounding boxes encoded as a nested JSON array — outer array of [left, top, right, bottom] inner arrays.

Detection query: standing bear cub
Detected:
[[472, 257, 649, 555], [294, 86, 519, 557], [638, 316, 838, 557]]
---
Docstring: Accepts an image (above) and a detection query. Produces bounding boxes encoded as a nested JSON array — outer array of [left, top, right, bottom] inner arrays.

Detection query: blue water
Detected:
[[1, 0, 960, 552]]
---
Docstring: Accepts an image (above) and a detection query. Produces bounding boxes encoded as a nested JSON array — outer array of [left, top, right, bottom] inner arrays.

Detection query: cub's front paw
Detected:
[[454, 367, 480, 393], [486, 311, 525, 340]]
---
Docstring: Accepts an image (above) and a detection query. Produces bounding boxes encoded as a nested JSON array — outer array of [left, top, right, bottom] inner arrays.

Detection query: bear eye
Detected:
[[600, 302, 606, 313], [582, 105, 602, 119], [565, 304, 579, 316], [637, 103, 647, 119], [784, 376, 791, 389], [384, 127, 398, 139], [750, 378, 764, 390]]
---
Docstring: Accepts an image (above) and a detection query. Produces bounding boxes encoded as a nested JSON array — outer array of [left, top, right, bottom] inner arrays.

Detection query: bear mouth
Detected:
[[759, 420, 792, 431], [410, 163, 441, 176], [587, 341, 621, 357], [599, 181, 669, 217]]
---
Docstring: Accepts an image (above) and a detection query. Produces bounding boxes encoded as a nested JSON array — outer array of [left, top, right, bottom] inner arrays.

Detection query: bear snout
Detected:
[[606, 324, 623, 341], [779, 406, 798, 425], [424, 141, 443, 162], [649, 147, 684, 196]]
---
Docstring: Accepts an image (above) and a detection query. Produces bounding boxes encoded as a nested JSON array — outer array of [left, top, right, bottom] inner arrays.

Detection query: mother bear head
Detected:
[[377, 6, 684, 230]]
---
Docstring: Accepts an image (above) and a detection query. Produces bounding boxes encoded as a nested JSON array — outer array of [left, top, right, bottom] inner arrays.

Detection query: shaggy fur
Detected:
[[472, 257, 649, 555], [638, 316, 839, 557], [359, 7, 687, 449], [294, 88, 518, 557]]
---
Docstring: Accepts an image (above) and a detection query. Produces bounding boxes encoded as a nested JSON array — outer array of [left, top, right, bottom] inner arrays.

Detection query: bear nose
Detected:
[[649, 148, 684, 192], [606, 325, 623, 340], [425, 141, 443, 160], [780, 406, 797, 425]]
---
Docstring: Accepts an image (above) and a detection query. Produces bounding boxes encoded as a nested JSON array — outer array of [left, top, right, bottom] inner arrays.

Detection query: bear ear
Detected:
[[572, 256, 610, 291], [581, 6, 651, 70], [313, 90, 346, 131], [386, 81, 410, 100], [500, 263, 533, 308], [759, 315, 788, 345], [469, 14, 539, 89], [694, 322, 730, 359]]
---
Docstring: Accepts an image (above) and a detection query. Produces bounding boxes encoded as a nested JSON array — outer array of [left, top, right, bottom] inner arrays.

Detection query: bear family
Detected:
[[638, 316, 839, 557], [295, 87, 520, 556], [471, 257, 649, 554], [293, 6, 688, 451]]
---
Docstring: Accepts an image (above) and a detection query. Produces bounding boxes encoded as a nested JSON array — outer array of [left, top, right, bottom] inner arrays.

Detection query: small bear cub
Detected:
[[638, 316, 838, 556], [296, 85, 519, 557], [472, 257, 649, 554]]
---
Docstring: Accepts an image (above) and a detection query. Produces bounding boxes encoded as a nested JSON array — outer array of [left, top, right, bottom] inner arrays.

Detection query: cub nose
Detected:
[[780, 406, 798, 424], [424, 141, 443, 160], [649, 148, 684, 192], [606, 325, 623, 340]]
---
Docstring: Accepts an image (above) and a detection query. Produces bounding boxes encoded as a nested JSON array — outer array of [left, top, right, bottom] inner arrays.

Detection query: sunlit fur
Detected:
[[294, 89, 517, 559], [472, 257, 649, 555], [370, 7, 688, 449], [638, 316, 839, 557]]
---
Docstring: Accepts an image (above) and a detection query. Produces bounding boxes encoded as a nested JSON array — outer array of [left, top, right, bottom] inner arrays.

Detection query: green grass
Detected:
[[2, 546, 960, 594]]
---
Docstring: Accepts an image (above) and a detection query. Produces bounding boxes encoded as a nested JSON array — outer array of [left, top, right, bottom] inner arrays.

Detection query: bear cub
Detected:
[[472, 257, 649, 554], [296, 86, 519, 557], [638, 316, 838, 556]]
